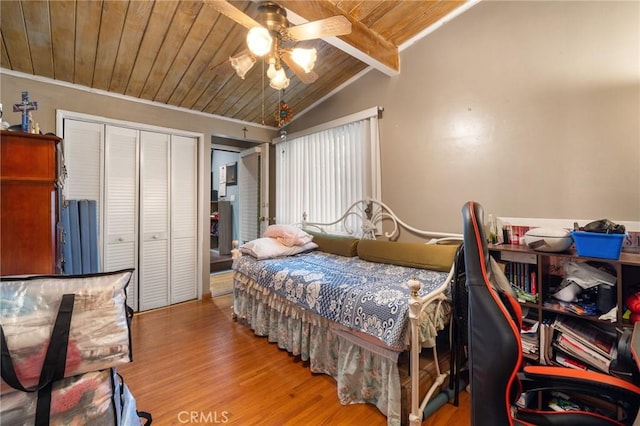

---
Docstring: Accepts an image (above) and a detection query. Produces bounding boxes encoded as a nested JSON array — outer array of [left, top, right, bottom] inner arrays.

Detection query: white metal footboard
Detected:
[[406, 264, 456, 426]]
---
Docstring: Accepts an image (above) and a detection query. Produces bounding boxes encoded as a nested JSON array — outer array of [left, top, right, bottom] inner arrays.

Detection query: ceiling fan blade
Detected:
[[285, 15, 351, 41], [281, 51, 318, 84], [204, 0, 261, 29]]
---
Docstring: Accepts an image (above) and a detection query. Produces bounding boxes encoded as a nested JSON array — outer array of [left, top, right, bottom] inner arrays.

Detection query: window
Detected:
[[276, 107, 381, 233]]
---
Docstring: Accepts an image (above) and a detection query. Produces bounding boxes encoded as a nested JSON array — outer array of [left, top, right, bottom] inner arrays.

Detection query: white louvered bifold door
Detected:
[[104, 125, 139, 311], [62, 119, 103, 271], [63, 120, 103, 204], [238, 148, 261, 244], [139, 131, 170, 311], [170, 135, 197, 304]]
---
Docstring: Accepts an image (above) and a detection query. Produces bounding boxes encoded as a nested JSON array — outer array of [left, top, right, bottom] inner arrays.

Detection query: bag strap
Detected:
[[138, 410, 153, 425], [0, 321, 28, 391], [35, 293, 75, 426], [0, 294, 75, 425]]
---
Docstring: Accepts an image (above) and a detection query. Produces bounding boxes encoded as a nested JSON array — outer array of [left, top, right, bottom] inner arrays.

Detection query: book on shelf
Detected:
[[554, 352, 588, 371], [553, 332, 612, 373], [521, 318, 539, 335], [522, 338, 539, 355], [505, 262, 537, 295], [551, 316, 616, 359], [539, 321, 554, 365], [521, 317, 539, 355]]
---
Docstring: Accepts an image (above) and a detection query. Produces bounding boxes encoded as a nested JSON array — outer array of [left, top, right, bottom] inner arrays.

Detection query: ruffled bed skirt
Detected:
[[233, 272, 404, 425]]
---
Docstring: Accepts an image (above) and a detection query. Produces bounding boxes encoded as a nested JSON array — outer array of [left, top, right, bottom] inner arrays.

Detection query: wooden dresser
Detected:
[[1, 130, 62, 275]]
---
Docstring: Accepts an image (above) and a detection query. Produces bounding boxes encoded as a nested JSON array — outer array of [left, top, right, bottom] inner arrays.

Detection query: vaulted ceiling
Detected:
[[1, 1, 471, 128]]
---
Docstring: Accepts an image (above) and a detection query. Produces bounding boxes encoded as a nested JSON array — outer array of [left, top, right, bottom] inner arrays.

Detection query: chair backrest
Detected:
[[462, 201, 523, 426]]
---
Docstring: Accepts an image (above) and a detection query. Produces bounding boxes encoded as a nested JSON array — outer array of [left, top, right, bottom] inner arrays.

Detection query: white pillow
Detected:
[[263, 224, 313, 247], [241, 237, 318, 260]]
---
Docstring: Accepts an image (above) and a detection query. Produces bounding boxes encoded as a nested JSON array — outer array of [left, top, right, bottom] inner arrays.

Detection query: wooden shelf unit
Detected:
[[1, 130, 62, 275], [489, 244, 640, 329], [489, 243, 640, 413]]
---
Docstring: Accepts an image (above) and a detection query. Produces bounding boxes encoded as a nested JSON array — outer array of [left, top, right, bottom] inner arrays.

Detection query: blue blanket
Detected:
[[233, 251, 449, 349]]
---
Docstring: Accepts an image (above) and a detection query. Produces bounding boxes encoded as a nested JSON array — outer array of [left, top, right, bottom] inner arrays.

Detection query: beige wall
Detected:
[[289, 1, 640, 237], [1, 73, 276, 295], [1, 73, 275, 142]]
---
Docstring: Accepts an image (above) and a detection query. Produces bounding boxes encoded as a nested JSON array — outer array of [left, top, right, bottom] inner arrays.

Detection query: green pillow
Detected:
[[357, 239, 459, 272], [305, 230, 359, 257]]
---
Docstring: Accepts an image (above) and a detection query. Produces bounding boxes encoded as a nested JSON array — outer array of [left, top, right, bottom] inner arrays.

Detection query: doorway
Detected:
[[209, 136, 270, 274], [210, 148, 238, 272]]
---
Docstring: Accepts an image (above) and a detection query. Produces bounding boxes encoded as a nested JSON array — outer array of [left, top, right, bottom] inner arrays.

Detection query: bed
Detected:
[[231, 199, 463, 426]]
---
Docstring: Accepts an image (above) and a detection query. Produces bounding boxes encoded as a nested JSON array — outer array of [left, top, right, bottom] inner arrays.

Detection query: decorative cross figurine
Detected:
[[13, 91, 38, 132]]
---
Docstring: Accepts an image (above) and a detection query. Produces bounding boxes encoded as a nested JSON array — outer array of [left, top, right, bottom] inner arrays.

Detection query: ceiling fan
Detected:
[[206, 1, 352, 89]]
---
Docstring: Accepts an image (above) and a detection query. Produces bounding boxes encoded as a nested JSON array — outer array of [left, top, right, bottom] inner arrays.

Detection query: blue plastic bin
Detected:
[[570, 231, 625, 260]]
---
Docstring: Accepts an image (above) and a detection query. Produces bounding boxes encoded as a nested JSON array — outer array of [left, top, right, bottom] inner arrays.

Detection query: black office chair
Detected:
[[461, 200, 640, 425]]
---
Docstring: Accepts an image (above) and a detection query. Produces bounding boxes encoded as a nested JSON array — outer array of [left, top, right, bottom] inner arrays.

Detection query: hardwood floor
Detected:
[[118, 297, 470, 425]]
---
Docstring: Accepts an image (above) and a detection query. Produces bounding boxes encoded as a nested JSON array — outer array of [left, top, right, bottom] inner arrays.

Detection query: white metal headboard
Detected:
[[302, 198, 462, 241]]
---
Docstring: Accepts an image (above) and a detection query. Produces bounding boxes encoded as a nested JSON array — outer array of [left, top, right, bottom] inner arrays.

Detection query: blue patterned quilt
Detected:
[[233, 251, 450, 349]]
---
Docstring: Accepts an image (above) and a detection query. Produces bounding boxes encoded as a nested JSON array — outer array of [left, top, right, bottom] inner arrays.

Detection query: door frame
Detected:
[[212, 142, 270, 245]]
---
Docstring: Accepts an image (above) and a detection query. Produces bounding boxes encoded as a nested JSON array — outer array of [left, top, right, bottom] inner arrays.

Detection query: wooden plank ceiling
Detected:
[[1, 0, 468, 128]]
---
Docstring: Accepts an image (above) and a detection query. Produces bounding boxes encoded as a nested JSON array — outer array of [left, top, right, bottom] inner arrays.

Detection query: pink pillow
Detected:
[[263, 224, 313, 247]]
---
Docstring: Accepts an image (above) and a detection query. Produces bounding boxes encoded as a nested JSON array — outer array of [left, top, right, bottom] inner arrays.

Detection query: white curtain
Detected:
[[276, 108, 381, 233]]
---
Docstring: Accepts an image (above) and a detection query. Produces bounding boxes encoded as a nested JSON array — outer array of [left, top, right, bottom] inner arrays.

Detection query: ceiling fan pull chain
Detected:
[[261, 58, 266, 125], [276, 88, 281, 128]]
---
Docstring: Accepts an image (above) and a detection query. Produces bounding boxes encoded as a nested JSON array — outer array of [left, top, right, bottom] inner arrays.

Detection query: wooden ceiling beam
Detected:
[[278, 0, 399, 76]]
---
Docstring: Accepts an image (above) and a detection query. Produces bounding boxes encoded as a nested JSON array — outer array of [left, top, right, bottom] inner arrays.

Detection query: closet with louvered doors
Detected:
[[61, 116, 199, 312]]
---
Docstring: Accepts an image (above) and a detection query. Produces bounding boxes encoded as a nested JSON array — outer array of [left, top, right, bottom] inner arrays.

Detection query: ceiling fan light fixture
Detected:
[[247, 27, 272, 57], [267, 57, 278, 79], [269, 67, 290, 90], [229, 52, 256, 79], [291, 48, 317, 73]]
